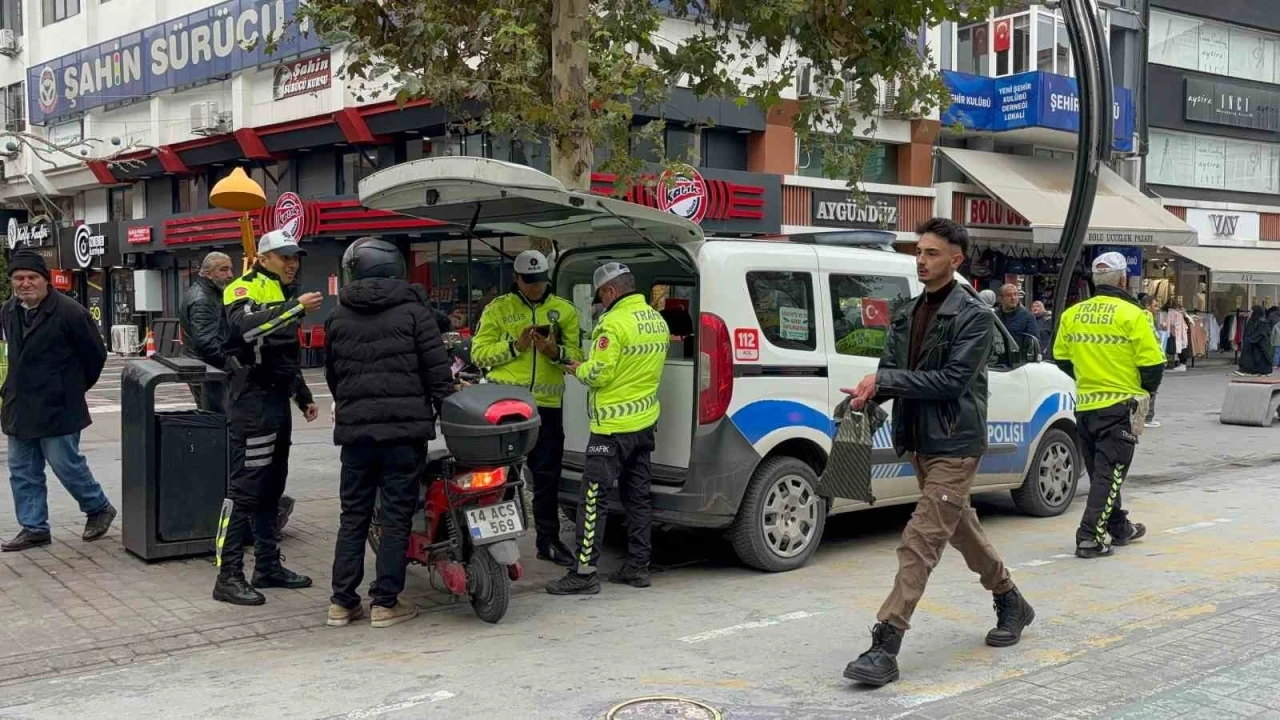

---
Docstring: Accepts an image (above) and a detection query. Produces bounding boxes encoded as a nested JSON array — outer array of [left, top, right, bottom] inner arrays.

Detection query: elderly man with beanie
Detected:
[[1, 252, 115, 552], [1054, 251, 1165, 559], [470, 249, 582, 567]]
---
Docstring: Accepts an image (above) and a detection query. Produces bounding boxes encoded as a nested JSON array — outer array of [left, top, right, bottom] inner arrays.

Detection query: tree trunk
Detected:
[[549, 0, 592, 191]]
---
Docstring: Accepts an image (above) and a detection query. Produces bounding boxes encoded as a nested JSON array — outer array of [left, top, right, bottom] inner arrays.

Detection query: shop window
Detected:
[[42, 0, 79, 25], [829, 274, 911, 359], [798, 140, 898, 184], [956, 22, 990, 76], [173, 176, 201, 214], [108, 184, 141, 222], [2, 82, 23, 132], [666, 126, 699, 164], [1148, 128, 1280, 195], [746, 271, 816, 352], [702, 130, 748, 171], [337, 148, 382, 196], [1150, 10, 1280, 85]]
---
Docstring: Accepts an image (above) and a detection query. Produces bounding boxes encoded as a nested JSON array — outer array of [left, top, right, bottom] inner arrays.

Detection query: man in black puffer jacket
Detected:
[[323, 237, 454, 629]]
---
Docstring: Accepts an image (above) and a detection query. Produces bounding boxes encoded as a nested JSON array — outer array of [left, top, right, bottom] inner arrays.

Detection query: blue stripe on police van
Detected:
[[731, 392, 1072, 479]]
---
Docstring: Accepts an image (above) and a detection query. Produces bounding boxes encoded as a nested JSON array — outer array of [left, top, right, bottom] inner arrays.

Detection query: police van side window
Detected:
[[746, 271, 816, 351], [829, 274, 912, 358]]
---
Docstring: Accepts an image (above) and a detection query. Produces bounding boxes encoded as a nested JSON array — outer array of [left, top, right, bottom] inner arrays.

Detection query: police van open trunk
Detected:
[[359, 157, 716, 525]]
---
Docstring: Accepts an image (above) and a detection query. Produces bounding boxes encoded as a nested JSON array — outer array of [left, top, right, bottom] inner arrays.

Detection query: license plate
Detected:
[[465, 501, 523, 541]]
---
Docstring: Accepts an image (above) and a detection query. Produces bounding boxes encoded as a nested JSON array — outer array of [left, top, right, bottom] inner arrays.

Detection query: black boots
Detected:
[[608, 563, 651, 588], [252, 563, 313, 590], [213, 574, 266, 606], [537, 538, 575, 567], [1, 529, 51, 552], [546, 571, 601, 595], [844, 623, 904, 687], [1109, 522, 1147, 547], [986, 588, 1035, 647], [1076, 538, 1114, 559], [83, 505, 117, 542]]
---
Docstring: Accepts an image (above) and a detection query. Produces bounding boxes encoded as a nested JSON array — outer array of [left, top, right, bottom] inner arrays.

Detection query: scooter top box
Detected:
[[439, 385, 541, 467]]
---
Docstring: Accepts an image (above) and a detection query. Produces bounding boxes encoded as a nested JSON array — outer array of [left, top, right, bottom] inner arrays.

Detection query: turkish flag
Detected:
[[973, 25, 989, 57], [862, 298, 890, 328], [994, 19, 1011, 53]]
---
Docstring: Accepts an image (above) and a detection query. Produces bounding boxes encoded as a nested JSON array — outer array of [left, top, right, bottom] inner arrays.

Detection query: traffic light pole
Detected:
[[1049, 0, 1114, 341]]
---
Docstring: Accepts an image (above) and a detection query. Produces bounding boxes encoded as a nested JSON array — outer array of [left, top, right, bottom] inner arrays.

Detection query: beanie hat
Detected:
[[9, 251, 50, 281]]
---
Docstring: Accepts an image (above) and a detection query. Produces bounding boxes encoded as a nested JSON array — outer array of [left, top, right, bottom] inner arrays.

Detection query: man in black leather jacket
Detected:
[[841, 218, 1035, 688], [179, 252, 234, 412]]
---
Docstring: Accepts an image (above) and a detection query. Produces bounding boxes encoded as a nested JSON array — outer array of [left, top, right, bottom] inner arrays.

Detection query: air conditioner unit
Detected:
[[879, 79, 905, 117], [796, 64, 836, 103], [0, 29, 20, 57], [190, 101, 229, 136]]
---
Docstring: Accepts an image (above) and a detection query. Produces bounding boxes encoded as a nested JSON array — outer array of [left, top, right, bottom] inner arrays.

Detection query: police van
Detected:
[[360, 157, 1081, 573]]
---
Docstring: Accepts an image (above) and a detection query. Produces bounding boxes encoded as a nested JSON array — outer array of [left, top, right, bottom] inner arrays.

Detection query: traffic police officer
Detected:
[[213, 230, 323, 606], [471, 250, 582, 566], [547, 262, 668, 595], [1053, 251, 1165, 559]]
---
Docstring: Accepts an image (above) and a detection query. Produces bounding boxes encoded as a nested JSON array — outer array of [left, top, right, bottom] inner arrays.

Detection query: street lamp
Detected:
[[209, 167, 267, 274]]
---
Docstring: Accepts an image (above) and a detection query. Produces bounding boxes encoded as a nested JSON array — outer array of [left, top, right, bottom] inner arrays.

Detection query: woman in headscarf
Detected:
[[1237, 305, 1274, 376]]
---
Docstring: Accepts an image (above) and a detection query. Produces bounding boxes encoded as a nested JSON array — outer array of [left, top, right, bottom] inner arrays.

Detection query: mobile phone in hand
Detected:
[[533, 324, 553, 338]]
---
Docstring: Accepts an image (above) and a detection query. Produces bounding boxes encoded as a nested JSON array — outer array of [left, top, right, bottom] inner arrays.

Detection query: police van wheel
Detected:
[[730, 457, 826, 573], [1012, 428, 1079, 517]]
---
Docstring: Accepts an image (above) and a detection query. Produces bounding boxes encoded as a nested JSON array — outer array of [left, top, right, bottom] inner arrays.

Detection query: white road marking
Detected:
[[337, 691, 456, 719], [1020, 559, 1056, 567], [1165, 518, 1234, 534], [678, 611, 821, 644]]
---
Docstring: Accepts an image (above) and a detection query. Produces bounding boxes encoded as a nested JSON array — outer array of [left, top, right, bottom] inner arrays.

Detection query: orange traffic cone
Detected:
[[144, 330, 156, 357]]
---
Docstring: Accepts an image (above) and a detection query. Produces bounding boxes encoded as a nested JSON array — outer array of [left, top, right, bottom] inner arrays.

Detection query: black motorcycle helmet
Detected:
[[341, 236, 406, 283]]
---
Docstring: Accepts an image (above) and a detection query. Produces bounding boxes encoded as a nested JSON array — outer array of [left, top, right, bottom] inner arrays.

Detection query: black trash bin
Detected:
[[121, 356, 229, 561]]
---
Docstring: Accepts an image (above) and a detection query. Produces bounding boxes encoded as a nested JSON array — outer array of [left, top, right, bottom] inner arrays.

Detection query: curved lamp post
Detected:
[[209, 167, 267, 275], [1047, 0, 1114, 340]]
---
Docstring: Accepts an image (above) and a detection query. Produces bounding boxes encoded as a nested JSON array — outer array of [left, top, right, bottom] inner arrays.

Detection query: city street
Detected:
[[1, 360, 1279, 719]]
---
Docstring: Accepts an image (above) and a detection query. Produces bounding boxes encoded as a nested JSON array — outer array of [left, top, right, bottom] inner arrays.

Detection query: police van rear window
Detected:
[[746, 271, 816, 351]]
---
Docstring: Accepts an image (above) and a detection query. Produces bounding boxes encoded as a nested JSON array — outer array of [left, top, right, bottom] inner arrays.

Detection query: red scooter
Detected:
[[368, 383, 539, 624]]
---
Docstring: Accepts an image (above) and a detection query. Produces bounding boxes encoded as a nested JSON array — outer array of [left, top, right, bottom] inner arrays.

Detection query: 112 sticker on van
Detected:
[[734, 328, 760, 361]]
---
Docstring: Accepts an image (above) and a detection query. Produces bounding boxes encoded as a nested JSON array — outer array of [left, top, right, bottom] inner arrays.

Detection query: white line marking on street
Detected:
[[1165, 518, 1234, 535], [1020, 559, 1056, 567], [1052, 554, 1075, 559], [678, 611, 821, 644], [338, 691, 456, 719]]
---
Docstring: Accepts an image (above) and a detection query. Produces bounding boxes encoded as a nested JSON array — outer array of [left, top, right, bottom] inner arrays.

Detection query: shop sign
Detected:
[[28, 0, 323, 125], [941, 70, 1135, 152], [127, 226, 152, 244], [811, 190, 898, 229], [1214, 271, 1280, 285], [1184, 207, 1260, 246], [1093, 246, 1142, 276], [272, 53, 331, 101], [966, 197, 1030, 229], [6, 217, 56, 250], [51, 269, 73, 292], [72, 223, 108, 268], [1184, 77, 1280, 133], [274, 192, 305, 237], [1083, 230, 1159, 246], [590, 168, 781, 235]]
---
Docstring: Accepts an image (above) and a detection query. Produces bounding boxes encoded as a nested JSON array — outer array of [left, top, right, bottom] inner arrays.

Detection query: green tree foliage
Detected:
[[296, 1, 998, 190]]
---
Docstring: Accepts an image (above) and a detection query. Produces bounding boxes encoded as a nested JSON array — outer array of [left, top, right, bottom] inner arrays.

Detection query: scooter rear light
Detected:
[[450, 467, 508, 491]]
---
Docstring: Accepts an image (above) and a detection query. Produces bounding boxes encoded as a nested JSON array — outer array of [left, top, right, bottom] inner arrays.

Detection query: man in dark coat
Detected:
[[179, 251, 234, 412], [323, 238, 455, 629], [1, 252, 116, 552], [997, 283, 1039, 349]]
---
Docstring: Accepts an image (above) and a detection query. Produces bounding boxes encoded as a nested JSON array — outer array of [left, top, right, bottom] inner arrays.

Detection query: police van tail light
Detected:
[[699, 312, 733, 425]]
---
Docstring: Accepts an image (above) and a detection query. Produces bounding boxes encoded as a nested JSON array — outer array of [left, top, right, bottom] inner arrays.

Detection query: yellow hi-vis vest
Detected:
[[470, 291, 582, 408], [1054, 291, 1165, 412], [575, 293, 669, 435]]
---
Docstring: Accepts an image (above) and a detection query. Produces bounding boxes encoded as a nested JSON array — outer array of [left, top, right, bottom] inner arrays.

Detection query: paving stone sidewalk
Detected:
[[896, 592, 1280, 720]]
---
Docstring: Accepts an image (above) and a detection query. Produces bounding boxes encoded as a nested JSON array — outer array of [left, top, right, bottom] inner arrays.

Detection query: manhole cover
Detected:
[[605, 697, 722, 720]]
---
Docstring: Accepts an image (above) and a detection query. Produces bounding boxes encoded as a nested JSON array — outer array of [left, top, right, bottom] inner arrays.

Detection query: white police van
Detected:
[[359, 157, 1081, 573]]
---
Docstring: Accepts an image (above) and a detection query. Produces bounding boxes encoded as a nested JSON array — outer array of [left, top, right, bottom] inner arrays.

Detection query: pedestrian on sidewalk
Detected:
[[322, 238, 455, 629], [212, 230, 322, 606], [1140, 294, 1162, 429], [1237, 306, 1273, 377], [1054, 252, 1165, 559], [841, 219, 1033, 688], [997, 283, 1038, 349], [1, 252, 116, 552], [1031, 300, 1054, 359], [179, 251, 234, 413]]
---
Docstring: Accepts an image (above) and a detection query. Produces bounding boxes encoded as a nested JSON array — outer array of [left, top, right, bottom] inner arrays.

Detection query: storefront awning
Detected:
[[938, 147, 1196, 247], [1168, 246, 1280, 285]]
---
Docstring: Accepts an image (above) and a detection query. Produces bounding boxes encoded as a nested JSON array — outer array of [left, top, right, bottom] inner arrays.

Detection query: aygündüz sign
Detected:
[[810, 190, 898, 229], [28, 0, 322, 124]]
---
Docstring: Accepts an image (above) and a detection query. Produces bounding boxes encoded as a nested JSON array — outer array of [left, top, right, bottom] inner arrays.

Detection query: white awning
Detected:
[[1168, 245, 1280, 285], [938, 147, 1196, 247]]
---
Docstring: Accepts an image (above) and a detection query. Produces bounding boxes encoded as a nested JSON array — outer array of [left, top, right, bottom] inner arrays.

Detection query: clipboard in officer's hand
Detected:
[[815, 398, 888, 504]]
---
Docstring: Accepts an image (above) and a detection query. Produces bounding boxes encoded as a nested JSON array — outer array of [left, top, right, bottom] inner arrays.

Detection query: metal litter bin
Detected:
[[121, 356, 229, 561]]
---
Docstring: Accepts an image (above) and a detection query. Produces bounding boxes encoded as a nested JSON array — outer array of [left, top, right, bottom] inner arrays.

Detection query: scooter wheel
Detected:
[[468, 546, 511, 624]]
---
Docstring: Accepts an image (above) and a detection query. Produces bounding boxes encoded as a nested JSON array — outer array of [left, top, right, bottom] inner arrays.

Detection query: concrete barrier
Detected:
[[1220, 377, 1280, 427]]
